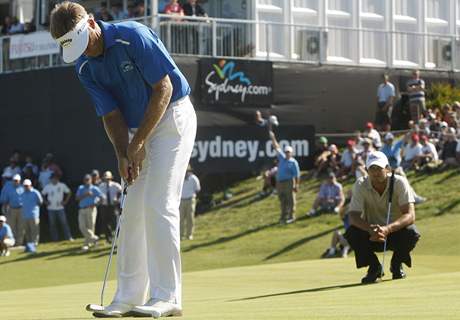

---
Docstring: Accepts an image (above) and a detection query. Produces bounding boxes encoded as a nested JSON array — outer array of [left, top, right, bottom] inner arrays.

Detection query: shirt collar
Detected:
[[97, 20, 117, 52]]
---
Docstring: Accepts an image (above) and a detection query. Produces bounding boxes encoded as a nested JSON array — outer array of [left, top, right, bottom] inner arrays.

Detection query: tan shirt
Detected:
[[349, 174, 414, 225]]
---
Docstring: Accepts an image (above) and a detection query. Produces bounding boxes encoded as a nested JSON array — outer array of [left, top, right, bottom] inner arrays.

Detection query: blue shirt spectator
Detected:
[[0, 221, 14, 240], [318, 181, 343, 201], [76, 20, 191, 128], [22, 186, 43, 220], [276, 149, 300, 182], [1, 177, 24, 208], [76, 184, 104, 208], [377, 81, 396, 103], [381, 133, 404, 168]]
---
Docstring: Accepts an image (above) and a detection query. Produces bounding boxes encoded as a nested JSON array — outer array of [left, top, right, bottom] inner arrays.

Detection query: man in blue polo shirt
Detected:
[[0, 215, 15, 256], [51, 2, 196, 317], [21, 179, 43, 247], [269, 131, 300, 224], [76, 174, 104, 251], [1, 174, 24, 245]]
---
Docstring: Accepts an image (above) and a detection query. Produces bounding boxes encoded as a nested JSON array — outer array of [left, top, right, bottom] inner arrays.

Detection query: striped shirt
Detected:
[[406, 78, 425, 102]]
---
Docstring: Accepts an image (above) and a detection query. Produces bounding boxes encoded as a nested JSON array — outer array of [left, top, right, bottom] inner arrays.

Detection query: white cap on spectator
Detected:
[[366, 151, 389, 169], [269, 115, 279, 126], [384, 132, 394, 140], [55, 14, 89, 63], [12, 174, 21, 181], [440, 121, 448, 128], [23, 179, 32, 186], [284, 146, 293, 153], [103, 171, 113, 179], [0, 215, 6, 222]]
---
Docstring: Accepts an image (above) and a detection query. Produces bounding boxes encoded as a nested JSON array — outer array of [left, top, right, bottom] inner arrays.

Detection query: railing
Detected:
[[1, 14, 459, 73]]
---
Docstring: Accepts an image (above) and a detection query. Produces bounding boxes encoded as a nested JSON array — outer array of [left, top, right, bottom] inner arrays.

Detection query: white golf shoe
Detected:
[[132, 299, 182, 318], [92, 302, 134, 318]]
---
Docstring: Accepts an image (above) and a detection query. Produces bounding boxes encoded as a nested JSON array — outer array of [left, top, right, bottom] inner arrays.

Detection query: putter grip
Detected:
[[388, 170, 395, 203]]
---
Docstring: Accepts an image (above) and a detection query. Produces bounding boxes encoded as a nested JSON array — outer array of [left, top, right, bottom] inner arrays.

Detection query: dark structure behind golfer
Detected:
[[344, 151, 420, 284]]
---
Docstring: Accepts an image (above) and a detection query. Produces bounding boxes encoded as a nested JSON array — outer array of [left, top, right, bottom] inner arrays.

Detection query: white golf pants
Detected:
[[113, 96, 196, 308]]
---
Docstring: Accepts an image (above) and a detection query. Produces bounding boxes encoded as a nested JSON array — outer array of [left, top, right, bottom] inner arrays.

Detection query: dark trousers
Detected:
[[99, 205, 117, 242], [344, 225, 420, 269]]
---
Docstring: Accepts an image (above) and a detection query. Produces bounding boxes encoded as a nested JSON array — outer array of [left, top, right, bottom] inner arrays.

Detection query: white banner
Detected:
[[9, 31, 59, 59]]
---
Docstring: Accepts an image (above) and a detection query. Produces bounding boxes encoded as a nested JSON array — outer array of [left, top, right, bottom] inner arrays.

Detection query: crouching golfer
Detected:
[[50, 2, 196, 318], [344, 151, 420, 284]]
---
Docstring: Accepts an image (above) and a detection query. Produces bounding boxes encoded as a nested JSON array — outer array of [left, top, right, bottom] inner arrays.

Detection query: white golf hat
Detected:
[[23, 179, 32, 186], [284, 146, 293, 153], [366, 151, 389, 169], [12, 174, 21, 181], [0, 215, 6, 222], [55, 14, 90, 63], [269, 115, 279, 126]]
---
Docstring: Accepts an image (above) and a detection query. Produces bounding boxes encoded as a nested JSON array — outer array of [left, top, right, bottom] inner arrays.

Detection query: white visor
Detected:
[[56, 15, 89, 63]]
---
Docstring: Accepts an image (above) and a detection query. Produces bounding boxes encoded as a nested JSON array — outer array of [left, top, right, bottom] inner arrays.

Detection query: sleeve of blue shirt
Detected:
[[76, 186, 83, 198], [318, 184, 326, 198], [34, 190, 43, 205], [293, 160, 300, 178], [127, 26, 176, 86], [0, 187, 6, 204], [78, 64, 118, 117], [92, 186, 104, 199]]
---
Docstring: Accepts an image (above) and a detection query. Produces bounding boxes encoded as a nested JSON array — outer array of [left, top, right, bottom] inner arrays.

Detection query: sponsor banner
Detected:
[[9, 31, 59, 59], [199, 58, 273, 106], [191, 126, 315, 173]]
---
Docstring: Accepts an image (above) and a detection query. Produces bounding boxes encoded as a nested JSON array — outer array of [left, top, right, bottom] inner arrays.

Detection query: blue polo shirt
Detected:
[[1, 184, 24, 208], [22, 188, 43, 220], [76, 185, 104, 208], [276, 150, 300, 182], [76, 20, 191, 128], [381, 139, 404, 169], [0, 223, 14, 240]]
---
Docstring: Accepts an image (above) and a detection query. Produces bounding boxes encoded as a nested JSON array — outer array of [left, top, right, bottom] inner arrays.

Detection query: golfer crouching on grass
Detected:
[[50, 1, 196, 318], [344, 151, 420, 284]]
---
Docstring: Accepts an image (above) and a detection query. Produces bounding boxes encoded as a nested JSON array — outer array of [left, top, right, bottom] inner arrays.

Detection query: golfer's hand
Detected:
[[376, 225, 390, 239], [127, 142, 146, 182], [118, 156, 132, 185], [369, 225, 386, 242]]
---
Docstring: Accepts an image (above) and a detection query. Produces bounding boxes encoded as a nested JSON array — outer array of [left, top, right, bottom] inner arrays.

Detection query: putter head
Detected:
[[86, 304, 104, 312]]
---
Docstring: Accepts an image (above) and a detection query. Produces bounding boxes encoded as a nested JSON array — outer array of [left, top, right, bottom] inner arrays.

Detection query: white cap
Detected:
[[384, 132, 394, 140], [103, 171, 113, 179], [269, 115, 279, 126], [12, 174, 21, 181], [0, 215, 6, 222], [284, 146, 293, 153], [23, 179, 32, 186], [366, 151, 389, 169], [55, 14, 90, 63], [440, 121, 448, 128]]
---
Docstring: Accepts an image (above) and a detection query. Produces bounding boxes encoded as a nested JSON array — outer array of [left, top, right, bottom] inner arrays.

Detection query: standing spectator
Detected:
[[307, 172, 345, 217], [269, 131, 300, 224], [91, 169, 102, 186], [39, 153, 63, 189], [76, 174, 104, 251], [164, 0, 184, 16], [95, 2, 114, 21], [364, 122, 382, 149], [23, 155, 39, 177], [1, 174, 24, 245], [1, 16, 12, 35], [91, 169, 104, 237], [111, 2, 129, 20], [98, 171, 122, 244], [183, 0, 207, 17], [376, 74, 396, 130], [401, 133, 423, 170], [406, 70, 426, 122], [338, 139, 357, 179], [0, 215, 15, 256], [41, 174, 73, 242], [180, 165, 201, 240], [21, 179, 43, 247], [380, 133, 404, 169], [3, 157, 22, 178], [9, 17, 24, 34]]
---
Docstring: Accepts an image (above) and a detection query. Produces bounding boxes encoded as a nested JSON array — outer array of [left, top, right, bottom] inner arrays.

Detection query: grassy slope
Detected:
[[0, 169, 459, 291]]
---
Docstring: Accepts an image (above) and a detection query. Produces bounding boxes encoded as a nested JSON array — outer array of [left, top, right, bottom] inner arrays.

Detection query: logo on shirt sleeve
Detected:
[[120, 61, 134, 73]]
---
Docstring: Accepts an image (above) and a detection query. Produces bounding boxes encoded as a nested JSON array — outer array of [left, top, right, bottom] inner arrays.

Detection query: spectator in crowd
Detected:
[[135, 0, 148, 17], [380, 133, 404, 169], [21, 179, 43, 247], [41, 173, 73, 242], [95, 2, 114, 21], [307, 172, 345, 217], [23, 155, 39, 177], [363, 122, 382, 149], [401, 133, 422, 171], [8, 17, 24, 34], [0, 172, 13, 213], [269, 131, 300, 224], [418, 118, 431, 136], [338, 139, 357, 179], [22, 166, 38, 188], [453, 102, 460, 124], [0, 215, 15, 256], [3, 156, 22, 178], [440, 129, 459, 169], [98, 171, 122, 244], [111, 2, 129, 20], [255, 110, 268, 127], [260, 159, 278, 196], [164, 0, 184, 16], [1, 15, 12, 35], [24, 20, 36, 33], [39, 153, 62, 189], [321, 190, 352, 258], [357, 138, 374, 162], [314, 144, 340, 178], [406, 70, 426, 122], [1, 174, 24, 245], [127, 1, 137, 18], [183, 0, 207, 17], [414, 135, 439, 170], [376, 74, 396, 130], [91, 169, 102, 186], [180, 165, 201, 241], [76, 174, 104, 251]]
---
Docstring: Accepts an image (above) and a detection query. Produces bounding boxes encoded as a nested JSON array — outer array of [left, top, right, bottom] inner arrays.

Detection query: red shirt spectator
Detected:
[[164, 0, 184, 16]]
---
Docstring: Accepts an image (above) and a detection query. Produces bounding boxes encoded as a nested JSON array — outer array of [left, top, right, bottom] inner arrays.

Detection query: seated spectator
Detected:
[[9, 17, 24, 34], [364, 122, 382, 149], [1, 15, 12, 35], [95, 2, 114, 21], [414, 135, 439, 170], [418, 118, 430, 136], [401, 133, 422, 171], [164, 0, 184, 16], [440, 129, 459, 169], [357, 138, 374, 162], [380, 133, 404, 169], [0, 215, 15, 257], [111, 2, 129, 20], [183, 0, 207, 17], [260, 160, 278, 196], [338, 139, 357, 179], [3, 157, 22, 178], [315, 144, 341, 178], [21, 179, 43, 249], [307, 172, 345, 217]]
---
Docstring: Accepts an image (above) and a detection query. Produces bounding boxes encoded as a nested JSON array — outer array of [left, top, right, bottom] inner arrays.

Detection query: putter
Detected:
[[86, 183, 128, 313], [380, 169, 395, 278]]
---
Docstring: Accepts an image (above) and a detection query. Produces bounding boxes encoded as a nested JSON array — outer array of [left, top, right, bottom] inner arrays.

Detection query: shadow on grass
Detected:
[[229, 280, 392, 302], [183, 221, 279, 253], [435, 198, 460, 216], [435, 168, 460, 185], [263, 225, 340, 261]]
